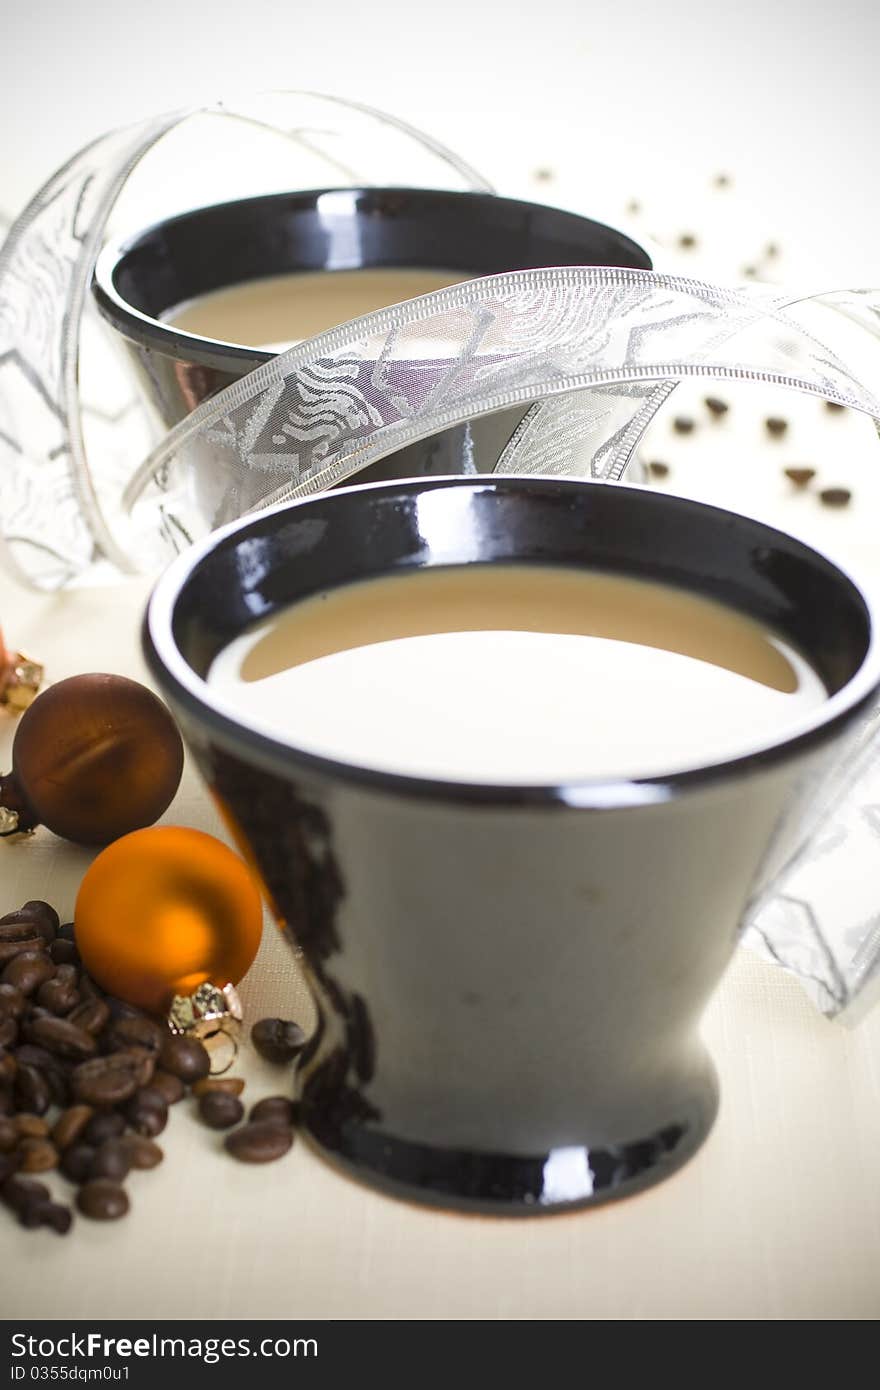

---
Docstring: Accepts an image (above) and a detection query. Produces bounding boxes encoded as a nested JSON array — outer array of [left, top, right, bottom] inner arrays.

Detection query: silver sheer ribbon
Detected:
[[0, 91, 490, 588], [2, 94, 880, 1020]]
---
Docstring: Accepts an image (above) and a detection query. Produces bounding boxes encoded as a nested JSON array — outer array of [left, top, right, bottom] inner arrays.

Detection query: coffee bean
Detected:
[[0, 910, 31, 928], [67, 999, 110, 1037], [0, 1049, 15, 1086], [104, 1013, 164, 1057], [17, 1137, 58, 1172], [36, 964, 80, 1016], [0, 1117, 17, 1151], [0, 1084, 13, 1115], [0, 906, 54, 941], [24, 1014, 97, 1061], [225, 1122, 294, 1164], [149, 1070, 185, 1106], [819, 486, 852, 508], [128, 1097, 168, 1138], [37, 976, 81, 1015], [0, 985, 24, 1021], [0, 1150, 20, 1182], [57, 923, 76, 943], [249, 1096, 298, 1127], [77, 1180, 129, 1221], [16, 1199, 49, 1228], [1, 910, 46, 939], [0, 1020, 17, 1048], [104, 996, 144, 1023], [678, 232, 697, 250], [82, 1110, 125, 1147], [125, 1087, 168, 1137], [120, 1135, 163, 1170], [784, 467, 816, 488], [90, 1139, 131, 1182], [49, 939, 80, 967], [71, 1052, 144, 1107], [131, 1082, 167, 1110], [158, 1034, 210, 1084], [60, 1143, 97, 1184], [14, 1045, 69, 1106], [2, 952, 55, 996], [251, 1018, 306, 1065], [13, 1064, 51, 1116], [704, 396, 729, 417], [51, 1105, 94, 1151], [672, 417, 695, 435], [647, 460, 670, 479], [17, 902, 59, 942], [765, 416, 788, 437], [192, 1077, 245, 1098], [14, 1043, 56, 1070], [14, 1113, 49, 1139], [0, 923, 46, 965], [198, 1091, 244, 1130], [20, 1199, 73, 1234], [121, 1046, 157, 1089], [1, 1174, 50, 1211], [78, 973, 104, 1002]]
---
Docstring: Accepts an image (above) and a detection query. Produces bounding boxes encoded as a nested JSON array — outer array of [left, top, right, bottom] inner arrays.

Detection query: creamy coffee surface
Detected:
[[206, 564, 827, 783], [166, 267, 469, 349]]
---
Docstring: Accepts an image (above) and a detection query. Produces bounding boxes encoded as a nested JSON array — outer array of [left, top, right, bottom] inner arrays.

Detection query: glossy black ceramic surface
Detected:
[[93, 187, 652, 485], [143, 478, 880, 1214]]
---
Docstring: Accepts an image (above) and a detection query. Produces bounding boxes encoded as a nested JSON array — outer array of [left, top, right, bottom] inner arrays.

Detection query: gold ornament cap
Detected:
[[1, 651, 44, 713], [0, 804, 22, 836], [168, 982, 243, 1075]]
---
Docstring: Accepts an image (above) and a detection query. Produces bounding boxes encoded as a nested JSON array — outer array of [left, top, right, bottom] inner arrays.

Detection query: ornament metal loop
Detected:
[[167, 982, 243, 1076]]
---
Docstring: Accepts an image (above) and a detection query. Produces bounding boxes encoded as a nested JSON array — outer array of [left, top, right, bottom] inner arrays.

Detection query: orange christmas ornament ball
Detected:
[[75, 826, 263, 1015]]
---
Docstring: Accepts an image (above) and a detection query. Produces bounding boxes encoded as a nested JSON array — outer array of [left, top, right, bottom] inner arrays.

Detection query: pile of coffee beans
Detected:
[[0, 901, 305, 1235]]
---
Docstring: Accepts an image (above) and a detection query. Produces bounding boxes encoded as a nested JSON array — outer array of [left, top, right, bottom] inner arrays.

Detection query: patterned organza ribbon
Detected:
[[0, 90, 491, 589], [2, 93, 880, 1019]]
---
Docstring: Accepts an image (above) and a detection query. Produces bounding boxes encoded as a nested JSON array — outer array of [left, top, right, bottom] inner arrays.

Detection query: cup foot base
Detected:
[[301, 1092, 716, 1216]]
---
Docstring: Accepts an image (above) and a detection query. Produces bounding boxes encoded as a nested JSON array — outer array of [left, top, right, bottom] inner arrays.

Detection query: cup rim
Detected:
[[92, 185, 653, 372], [143, 476, 880, 809]]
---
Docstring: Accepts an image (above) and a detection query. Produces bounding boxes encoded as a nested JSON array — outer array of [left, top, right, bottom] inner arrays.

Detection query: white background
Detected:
[[3, 0, 879, 282]]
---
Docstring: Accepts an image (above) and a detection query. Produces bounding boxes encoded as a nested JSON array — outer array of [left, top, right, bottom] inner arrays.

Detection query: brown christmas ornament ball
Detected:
[[1, 674, 183, 845]]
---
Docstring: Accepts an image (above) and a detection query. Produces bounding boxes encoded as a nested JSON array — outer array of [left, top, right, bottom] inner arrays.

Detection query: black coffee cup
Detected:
[[143, 477, 880, 1215], [93, 187, 651, 485]]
